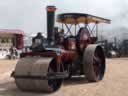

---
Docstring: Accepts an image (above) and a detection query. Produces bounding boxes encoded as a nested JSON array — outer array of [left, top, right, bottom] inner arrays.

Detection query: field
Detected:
[[0, 58, 128, 96]]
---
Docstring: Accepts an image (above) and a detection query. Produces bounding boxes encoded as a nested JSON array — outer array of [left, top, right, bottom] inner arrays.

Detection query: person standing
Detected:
[[9, 46, 17, 59]]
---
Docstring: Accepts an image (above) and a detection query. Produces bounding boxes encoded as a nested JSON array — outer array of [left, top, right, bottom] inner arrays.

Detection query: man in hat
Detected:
[[31, 32, 44, 51]]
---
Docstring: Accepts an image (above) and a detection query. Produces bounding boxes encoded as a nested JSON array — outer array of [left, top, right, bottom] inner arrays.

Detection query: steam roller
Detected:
[[11, 5, 111, 93]]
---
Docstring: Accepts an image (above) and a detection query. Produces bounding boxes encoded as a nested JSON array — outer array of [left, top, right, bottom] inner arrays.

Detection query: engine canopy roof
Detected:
[[57, 13, 111, 24]]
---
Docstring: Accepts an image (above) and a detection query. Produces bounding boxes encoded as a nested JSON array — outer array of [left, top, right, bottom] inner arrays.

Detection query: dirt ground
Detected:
[[0, 58, 128, 96]]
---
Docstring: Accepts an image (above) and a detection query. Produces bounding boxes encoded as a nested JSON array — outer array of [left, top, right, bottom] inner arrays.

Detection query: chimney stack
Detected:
[[46, 6, 57, 45]]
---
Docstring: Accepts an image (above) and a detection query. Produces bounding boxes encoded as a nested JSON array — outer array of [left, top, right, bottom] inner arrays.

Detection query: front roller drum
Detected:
[[83, 44, 106, 82], [14, 57, 63, 92]]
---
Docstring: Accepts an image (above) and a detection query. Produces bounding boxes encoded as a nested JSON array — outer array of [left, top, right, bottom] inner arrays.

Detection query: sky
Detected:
[[0, 0, 128, 40]]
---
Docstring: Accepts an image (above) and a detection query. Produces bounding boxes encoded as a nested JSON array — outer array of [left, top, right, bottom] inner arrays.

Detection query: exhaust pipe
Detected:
[[46, 6, 57, 45]]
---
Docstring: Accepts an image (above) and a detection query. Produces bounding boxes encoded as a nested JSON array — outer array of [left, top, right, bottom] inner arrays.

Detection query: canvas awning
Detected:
[[57, 13, 111, 24]]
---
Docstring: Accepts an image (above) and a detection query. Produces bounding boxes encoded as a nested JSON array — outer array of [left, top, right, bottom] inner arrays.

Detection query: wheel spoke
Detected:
[[93, 55, 101, 78]]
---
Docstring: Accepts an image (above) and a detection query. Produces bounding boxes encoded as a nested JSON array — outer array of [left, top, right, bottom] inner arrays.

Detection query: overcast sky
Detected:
[[0, 0, 128, 39]]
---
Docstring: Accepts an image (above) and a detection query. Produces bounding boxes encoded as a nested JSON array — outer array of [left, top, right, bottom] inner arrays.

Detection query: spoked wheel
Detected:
[[48, 59, 64, 92], [83, 44, 105, 82]]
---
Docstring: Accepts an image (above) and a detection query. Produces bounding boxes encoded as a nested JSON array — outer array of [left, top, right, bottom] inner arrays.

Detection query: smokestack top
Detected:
[[46, 6, 57, 12]]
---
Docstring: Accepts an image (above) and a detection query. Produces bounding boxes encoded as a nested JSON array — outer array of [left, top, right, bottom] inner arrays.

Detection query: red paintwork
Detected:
[[60, 50, 76, 61], [21, 49, 76, 63], [16, 34, 24, 49], [21, 51, 57, 58]]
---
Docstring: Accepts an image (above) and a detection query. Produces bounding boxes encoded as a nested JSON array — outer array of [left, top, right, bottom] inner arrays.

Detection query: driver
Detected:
[[55, 29, 64, 46], [31, 32, 44, 51]]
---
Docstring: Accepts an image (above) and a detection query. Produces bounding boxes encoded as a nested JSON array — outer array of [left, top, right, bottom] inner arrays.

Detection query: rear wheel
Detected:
[[83, 45, 105, 82]]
